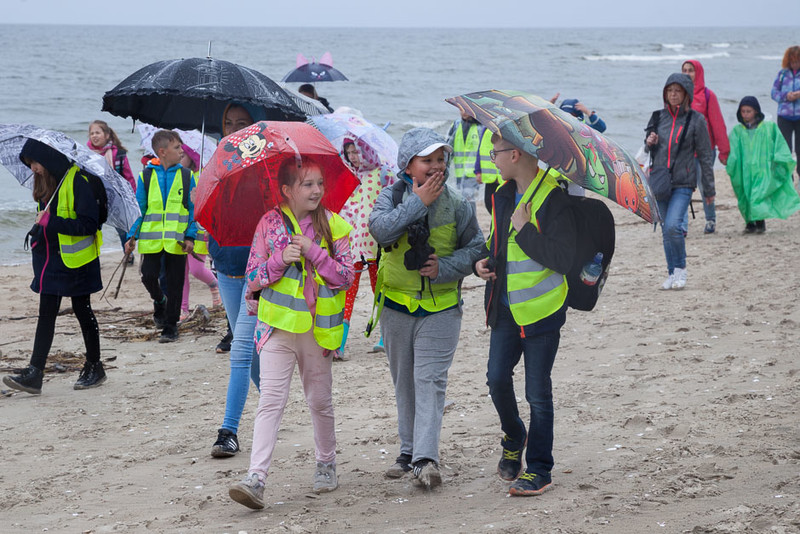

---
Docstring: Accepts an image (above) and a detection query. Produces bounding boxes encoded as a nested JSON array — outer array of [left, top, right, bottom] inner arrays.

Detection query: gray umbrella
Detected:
[[0, 123, 141, 232]]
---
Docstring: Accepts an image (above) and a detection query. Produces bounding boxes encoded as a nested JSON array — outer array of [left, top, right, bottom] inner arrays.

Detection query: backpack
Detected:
[[558, 181, 615, 312]]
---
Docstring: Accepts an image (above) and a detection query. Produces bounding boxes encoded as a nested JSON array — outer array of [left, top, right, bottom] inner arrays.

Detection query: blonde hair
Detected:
[[277, 157, 333, 257]]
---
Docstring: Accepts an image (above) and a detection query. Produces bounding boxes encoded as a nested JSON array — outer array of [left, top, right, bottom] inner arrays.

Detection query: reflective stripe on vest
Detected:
[[137, 167, 190, 255], [56, 165, 103, 268], [257, 207, 353, 350], [504, 171, 568, 326]]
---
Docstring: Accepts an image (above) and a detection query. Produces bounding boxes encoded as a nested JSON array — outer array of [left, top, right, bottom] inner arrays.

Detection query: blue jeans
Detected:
[[486, 305, 560, 476], [217, 273, 260, 434], [657, 187, 693, 274]]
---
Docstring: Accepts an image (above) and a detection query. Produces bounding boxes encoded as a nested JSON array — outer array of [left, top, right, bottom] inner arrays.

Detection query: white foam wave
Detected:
[[662, 43, 685, 50], [757, 55, 782, 60], [711, 43, 731, 48], [584, 52, 730, 62]]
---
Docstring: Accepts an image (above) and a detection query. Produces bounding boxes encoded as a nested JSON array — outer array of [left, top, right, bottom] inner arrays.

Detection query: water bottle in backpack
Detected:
[[579, 252, 603, 286]]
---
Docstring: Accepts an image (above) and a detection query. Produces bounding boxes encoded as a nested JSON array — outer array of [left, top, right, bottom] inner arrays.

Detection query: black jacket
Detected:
[[483, 178, 576, 335]]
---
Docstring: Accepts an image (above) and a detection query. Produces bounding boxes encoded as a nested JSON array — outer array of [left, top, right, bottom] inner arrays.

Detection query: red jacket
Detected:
[[685, 60, 729, 163]]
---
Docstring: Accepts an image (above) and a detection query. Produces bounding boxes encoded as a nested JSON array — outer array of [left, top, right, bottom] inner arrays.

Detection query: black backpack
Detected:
[[83, 171, 108, 226], [559, 181, 615, 311]]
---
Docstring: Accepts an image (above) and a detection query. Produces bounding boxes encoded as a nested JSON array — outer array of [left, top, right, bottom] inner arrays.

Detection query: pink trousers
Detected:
[[181, 254, 217, 312], [248, 329, 336, 479]]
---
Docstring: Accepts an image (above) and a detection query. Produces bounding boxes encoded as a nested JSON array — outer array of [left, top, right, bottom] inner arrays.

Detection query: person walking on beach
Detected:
[[558, 98, 607, 133], [3, 139, 107, 394], [681, 60, 729, 234], [124, 130, 196, 343], [87, 120, 136, 258], [727, 96, 800, 233], [228, 157, 354, 509], [474, 134, 576, 497], [645, 73, 714, 290], [447, 111, 499, 209], [209, 103, 264, 458], [771, 45, 800, 180], [368, 128, 484, 488]]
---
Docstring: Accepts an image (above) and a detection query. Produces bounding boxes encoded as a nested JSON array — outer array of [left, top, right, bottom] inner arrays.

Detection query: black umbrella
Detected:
[[102, 56, 307, 136], [281, 52, 348, 83]]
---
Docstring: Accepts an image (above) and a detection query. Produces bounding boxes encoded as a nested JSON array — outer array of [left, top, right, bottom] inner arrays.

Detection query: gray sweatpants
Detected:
[[381, 306, 462, 465]]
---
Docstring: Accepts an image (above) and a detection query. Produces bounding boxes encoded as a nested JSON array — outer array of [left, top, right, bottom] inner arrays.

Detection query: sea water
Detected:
[[0, 24, 796, 264]]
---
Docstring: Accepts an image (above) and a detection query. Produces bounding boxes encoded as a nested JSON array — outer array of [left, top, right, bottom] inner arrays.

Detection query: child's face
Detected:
[[283, 166, 325, 216], [224, 107, 254, 137], [681, 62, 696, 82], [740, 106, 757, 124], [180, 152, 196, 171], [344, 144, 360, 168], [89, 124, 109, 148], [159, 140, 184, 168], [405, 147, 446, 184]]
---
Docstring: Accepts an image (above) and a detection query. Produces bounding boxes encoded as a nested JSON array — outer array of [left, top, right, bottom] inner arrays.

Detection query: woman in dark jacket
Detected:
[[645, 73, 714, 291], [2, 139, 106, 395]]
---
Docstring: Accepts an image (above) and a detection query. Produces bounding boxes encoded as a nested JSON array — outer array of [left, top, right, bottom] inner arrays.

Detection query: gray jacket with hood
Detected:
[[645, 73, 715, 198]]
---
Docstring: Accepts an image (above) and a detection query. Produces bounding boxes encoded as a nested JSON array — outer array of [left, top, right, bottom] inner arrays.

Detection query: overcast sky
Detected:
[[5, 0, 800, 27]]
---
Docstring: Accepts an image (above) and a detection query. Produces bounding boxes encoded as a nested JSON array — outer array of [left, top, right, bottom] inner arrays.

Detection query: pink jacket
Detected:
[[685, 60, 730, 163], [87, 141, 136, 191], [245, 206, 354, 353]]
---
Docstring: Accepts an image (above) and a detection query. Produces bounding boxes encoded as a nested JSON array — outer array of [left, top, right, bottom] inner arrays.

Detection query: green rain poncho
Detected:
[[726, 120, 800, 223]]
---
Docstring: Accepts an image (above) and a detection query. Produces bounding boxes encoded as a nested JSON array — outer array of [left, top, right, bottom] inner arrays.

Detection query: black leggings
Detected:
[[31, 294, 100, 371], [777, 117, 800, 175]]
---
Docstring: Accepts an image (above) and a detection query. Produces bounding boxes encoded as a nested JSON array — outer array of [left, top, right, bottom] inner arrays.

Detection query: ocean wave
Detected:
[[711, 43, 731, 48], [661, 43, 685, 50], [757, 55, 782, 60], [584, 52, 730, 62]]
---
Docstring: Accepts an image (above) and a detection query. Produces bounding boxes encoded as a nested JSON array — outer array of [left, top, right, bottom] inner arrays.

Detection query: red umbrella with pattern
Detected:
[[194, 121, 360, 246]]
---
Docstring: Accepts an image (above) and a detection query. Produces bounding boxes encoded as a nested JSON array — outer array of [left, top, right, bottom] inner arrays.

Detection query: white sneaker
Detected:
[[229, 472, 265, 509], [671, 267, 687, 289], [661, 274, 674, 290], [313, 461, 338, 494]]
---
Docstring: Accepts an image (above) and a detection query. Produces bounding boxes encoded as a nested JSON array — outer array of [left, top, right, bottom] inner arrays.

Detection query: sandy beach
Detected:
[[1, 170, 798, 533]]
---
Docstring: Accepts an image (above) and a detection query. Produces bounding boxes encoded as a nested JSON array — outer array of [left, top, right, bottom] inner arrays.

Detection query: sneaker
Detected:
[[671, 267, 687, 290], [74, 361, 106, 390], [229, 472, 265, 510], [509, 471, 552, 496], [3, 365, 43, 395], [756, 220, 766, 234], [179, 309, 191, 323], [704, 221, 716, 234], [125, 254, 135, 266], [385, 454, 412, 478], [211, 428, 239, 458], [661, 274, 674, 290], [312, 461, 338, 494], [497, 434, 526, 481], [411, 459, 442, 489], [745, 222, 757, 234], [371, 336, 385, 354], [216, 328, 233, 353], [158, 325, 179, 343], [210, 284, 222, 308], [153, 297, 167, 329]]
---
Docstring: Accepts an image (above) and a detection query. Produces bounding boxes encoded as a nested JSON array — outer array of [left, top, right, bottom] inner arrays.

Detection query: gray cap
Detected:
[[397, 127, 453, 171]]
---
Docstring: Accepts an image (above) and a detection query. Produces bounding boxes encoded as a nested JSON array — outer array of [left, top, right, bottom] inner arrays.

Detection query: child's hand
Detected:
[[511, 201, 531, 232], [413, 171, 445, 206], [282, 243, 302, 265], [124, 237, 136, 255], [35, 209, 50, 227], [419, 254, 439, 279], [475, 257, 497, 281], [292, 234, 313, 256]]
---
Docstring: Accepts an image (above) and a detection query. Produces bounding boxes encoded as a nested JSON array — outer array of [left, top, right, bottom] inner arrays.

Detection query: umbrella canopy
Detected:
[[446, 89, 659, 223], [282, 52, 348, 83], [195, 121, 360, 246], [137, 123, 217, 166], [0, 123, 141, 232], [102, 57, 307, 136], [308, 112, 399, 173]]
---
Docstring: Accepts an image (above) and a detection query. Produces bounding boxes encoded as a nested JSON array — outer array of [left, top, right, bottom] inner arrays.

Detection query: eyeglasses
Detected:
[[489, 148, 514, 161]]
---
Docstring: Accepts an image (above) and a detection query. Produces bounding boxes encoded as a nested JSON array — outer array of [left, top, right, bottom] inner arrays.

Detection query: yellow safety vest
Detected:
[[453, 122, 499, 183], [490, 170, 568, 326], [137, 167, 190, 255], [377, 190, 460, 314], [54, 165, 103, 268], [190, 172, 209, 255], [257, 206, 353, 350]]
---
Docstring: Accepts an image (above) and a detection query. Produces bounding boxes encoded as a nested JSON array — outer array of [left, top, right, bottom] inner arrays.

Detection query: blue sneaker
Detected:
[[497, 434, 525, 481], [509, 471, 552, 496]]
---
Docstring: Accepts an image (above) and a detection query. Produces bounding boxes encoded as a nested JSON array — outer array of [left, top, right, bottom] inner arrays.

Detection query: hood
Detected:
[[559, 98, 583, 120], [736, 96, 765, 126], [396, 127, 453, 171], [19, 138, 72, 178], [662, 72, 694, 107], [683, 60, 706, 92]]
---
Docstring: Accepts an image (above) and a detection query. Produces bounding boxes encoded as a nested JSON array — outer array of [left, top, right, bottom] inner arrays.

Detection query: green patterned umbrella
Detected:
[[446, 89, 659, 223]]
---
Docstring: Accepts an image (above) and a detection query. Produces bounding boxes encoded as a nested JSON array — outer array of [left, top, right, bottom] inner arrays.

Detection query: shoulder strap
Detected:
[[143, 167, 155, 193], [181, 168, 191, 211], [391, 179, 406, 207]]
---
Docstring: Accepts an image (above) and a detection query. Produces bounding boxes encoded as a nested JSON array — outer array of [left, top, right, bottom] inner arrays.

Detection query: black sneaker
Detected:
[[211, 428, 239, 458], [153, 297, 167, 329], [509, 471, 552, 496], [3, 365, 43, 395], [74, 361, 107, 390], [411, 459, 442, 488], [497, 433, 526, 481], [158, 325, 179, 343], [385, 453, 412, 478], [215, 328, 233, 354], [745, 222, 757, 234], [756, 220, 766, 234]]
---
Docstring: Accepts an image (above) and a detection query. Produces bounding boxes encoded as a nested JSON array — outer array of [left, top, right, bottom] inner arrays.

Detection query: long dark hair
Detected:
[[29, 161, 59, 204], [277, 157, 333, 258]]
